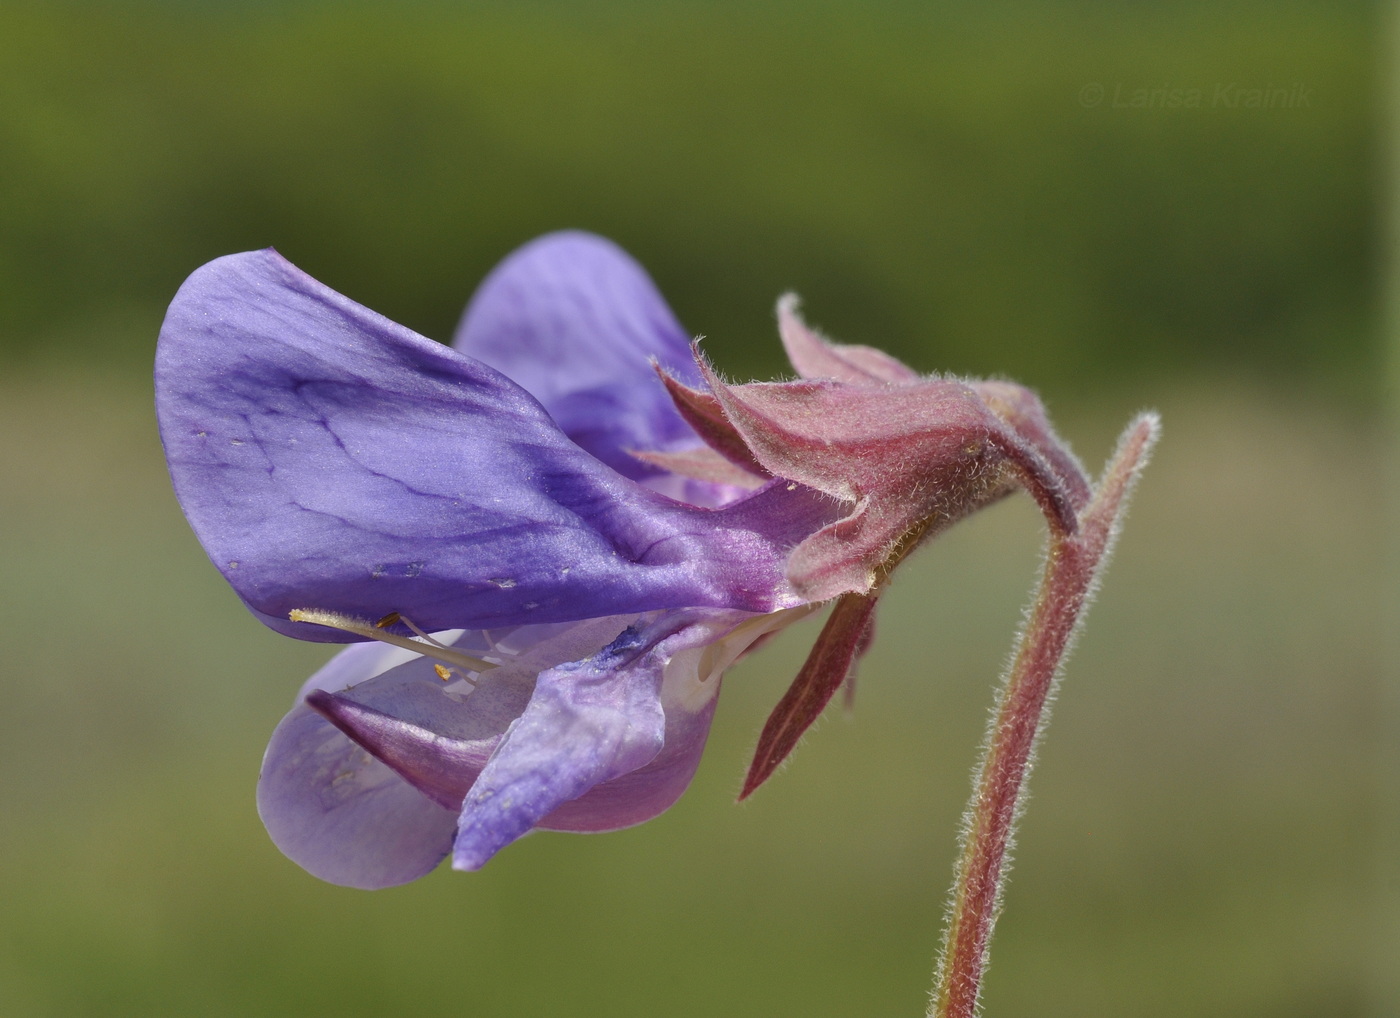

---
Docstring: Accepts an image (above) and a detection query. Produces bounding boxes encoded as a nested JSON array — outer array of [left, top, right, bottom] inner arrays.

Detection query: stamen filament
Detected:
[[377, 611, 455, 651], [290, 608, 497, 674]]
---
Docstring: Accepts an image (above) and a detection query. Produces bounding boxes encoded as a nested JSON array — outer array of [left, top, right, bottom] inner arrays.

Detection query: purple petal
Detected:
[[452, 607, 809, 870], [256, 641, 502, 890], [531, 694, 719, 834], [449, 621, 671, 870], [454, 232, 701, 478], [258, 700, 458, 889], [260, 641, 534, 888], [259, 618, 639, 887], [156, 250, 837, 640], [304, 686, 503, 812], [302, 617, 637, 806]]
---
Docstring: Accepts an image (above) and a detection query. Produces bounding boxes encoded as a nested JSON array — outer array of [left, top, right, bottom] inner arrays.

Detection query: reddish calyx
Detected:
[[654, 303, 1092, 796]]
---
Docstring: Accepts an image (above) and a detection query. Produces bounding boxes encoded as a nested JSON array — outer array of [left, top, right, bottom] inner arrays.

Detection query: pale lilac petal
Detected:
[[453, 607, 810, 869], [259, 640, 533, 889], [257, 669, 465, 891], [259, 618, 638, 887], [300, 617, 635, 807], [302, 671, 530, 810], [257, 700, 457, 889], [156, 249, 838, 641], [454, 231, 700, 478], [532, 693, 719, 834], [256, 621, 502, 890], [450, 621, 672, 870]]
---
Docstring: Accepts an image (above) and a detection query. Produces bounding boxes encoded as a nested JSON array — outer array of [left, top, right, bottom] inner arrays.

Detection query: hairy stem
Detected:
[[930, 414, 1158, 1018]]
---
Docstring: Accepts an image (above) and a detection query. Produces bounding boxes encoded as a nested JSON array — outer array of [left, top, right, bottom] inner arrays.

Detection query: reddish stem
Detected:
[[930, 415, 1158, 1018]]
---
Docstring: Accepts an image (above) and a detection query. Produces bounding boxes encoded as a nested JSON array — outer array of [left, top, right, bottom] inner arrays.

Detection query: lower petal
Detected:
[[452, 607, 813, 869], [534, 683, 718, 834], [450, 620, 675, 870], [260, 618, 639, 886], [257, 703, 458, 890]]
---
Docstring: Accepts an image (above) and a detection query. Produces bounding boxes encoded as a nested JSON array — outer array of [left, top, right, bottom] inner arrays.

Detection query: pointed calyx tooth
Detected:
[[654, 361, 770, 477], [777, 294, 919, 385], [740, 590, 880, 799]]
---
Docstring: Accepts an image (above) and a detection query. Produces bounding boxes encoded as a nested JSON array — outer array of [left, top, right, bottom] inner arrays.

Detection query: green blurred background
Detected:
[[0, 2, 1385, 1015]]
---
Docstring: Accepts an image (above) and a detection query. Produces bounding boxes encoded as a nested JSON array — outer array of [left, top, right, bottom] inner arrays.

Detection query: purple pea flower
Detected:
[[156, 233, 834, 888], [157, 226, 1155, 1012]]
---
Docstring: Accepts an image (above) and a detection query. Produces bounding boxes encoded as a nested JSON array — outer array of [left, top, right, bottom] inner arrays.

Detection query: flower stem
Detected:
[[930, 414, 1159, 1018]]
